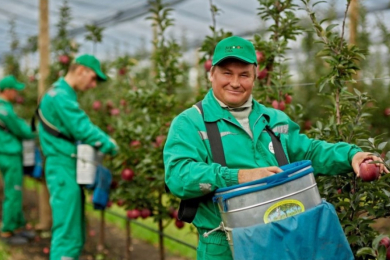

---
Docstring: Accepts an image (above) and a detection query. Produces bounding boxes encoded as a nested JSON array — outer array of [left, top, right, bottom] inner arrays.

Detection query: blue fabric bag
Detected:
[[231, 200, 354, 260], [87, 165, 112, 210], [32, 147, 43, 178], [23, 147, 43, 178]]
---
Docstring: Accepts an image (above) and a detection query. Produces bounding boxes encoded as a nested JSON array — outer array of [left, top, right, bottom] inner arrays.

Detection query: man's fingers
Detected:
[[352, 163, 360, 177], [267, 166, 283, 173]]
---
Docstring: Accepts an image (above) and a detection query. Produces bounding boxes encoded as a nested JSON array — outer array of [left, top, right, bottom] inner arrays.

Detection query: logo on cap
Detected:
[[225, 45, 243, 52]]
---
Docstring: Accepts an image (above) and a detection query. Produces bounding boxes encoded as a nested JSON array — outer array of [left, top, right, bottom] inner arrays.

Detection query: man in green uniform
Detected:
[[0, 75, 36, 245], [38, 54, 118, 260], [163, 36, 388, 260]]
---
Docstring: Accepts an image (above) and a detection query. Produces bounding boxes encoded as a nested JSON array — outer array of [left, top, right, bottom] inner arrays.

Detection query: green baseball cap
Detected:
[[212, 36, 258, 66], [0, 75, 25, 91], [74, 54, 107, 81]]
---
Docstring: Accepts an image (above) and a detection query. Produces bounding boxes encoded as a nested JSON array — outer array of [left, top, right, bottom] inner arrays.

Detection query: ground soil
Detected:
[[0, 186, 192, 260]]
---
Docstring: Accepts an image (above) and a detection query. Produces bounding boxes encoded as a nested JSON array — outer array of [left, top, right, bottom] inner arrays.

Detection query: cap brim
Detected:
[[95, 69, 108, 82], [213, 55, 257, 66], [15, 82, 25, 91]]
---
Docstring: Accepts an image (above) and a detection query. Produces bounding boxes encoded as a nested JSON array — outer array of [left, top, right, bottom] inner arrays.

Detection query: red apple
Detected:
[[130, 140, 141, 148], [110, 108, 120, 116], [155, 135, 166, 147], [58, 55, 70, 64], [118, 67, 126, 76], [117, 199, 125, 207], [121, 168, 134, 181], [127, 209, 140, 219], [169, 208, 179, 219], [304, 120, 312, 130], [92, 100, 101, 111], [380, 237, 390, 248], [120, 99, 127, 107], [257, 68, 268, 80], [271, 100, 279, 109], [359, 159, 380, 182], [384, 108, 390, 117], [256, 51, 265, 63], [204, 59, 212, 72], [15, 96, 24, 104], [106, 200, 113, 208], [89, 229, 96, 237], [43, 247, 50, 254], [165, 121, 171, 127], [175, 219, 185, 229], [387, 246, 390, 260], [278, 101, 286, 111], [29, 75, 35, 82], [337, 189, 341, 194], [140, 208, 151, 219], [284, 94, 292, 104], [106, 125, 115, 133]]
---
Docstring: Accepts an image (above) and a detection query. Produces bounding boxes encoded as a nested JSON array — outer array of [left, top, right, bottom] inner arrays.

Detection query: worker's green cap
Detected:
[[0, 75, 25, 91], [75, 54, 107, 81], [212, 36, 258, 66]]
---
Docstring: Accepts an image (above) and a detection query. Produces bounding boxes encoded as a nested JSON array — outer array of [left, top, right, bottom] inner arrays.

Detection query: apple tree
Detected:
[[252, 0, 304, 123], [302, 0, 390, 259], [100, 0, 189, 236]]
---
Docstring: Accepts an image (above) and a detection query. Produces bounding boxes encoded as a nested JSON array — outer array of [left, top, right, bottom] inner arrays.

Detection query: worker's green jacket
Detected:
[[38, 78, 117, 159], [0, 97, 35, 155], [163, 90, 361, 241]]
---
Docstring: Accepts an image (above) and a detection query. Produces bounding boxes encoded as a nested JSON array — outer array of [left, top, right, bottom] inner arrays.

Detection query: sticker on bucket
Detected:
[[263, 199, 305, 224]]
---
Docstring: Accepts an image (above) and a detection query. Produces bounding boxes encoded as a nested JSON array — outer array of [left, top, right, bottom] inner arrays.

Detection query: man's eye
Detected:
[[224, 72, 231, 75]]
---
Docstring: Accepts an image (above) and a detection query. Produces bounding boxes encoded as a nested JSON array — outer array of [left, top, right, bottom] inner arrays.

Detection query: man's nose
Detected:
[[230, 76, 240, 88], [90, 80, 97, 88]]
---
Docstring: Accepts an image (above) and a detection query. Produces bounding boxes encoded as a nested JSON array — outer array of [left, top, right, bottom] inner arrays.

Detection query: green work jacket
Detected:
[[38, 78, 116, 160], [0, 97, 35, 155], [163, 90, 362, 239]]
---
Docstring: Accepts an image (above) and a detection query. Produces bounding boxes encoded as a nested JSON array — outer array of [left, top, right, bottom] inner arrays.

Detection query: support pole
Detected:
[[36, 0, 52, 232]]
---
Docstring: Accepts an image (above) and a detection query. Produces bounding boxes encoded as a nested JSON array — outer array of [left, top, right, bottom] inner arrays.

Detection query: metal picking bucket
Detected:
[[76, 144, 103, 185], [22, 140, 35, 167], [212, 160, 321, 256]]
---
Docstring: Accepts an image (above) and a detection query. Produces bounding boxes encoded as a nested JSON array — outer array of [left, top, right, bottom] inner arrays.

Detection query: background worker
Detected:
[[163, 36, 388, 260], [38, 54, 118, 260], [0, 75, 36, 245]]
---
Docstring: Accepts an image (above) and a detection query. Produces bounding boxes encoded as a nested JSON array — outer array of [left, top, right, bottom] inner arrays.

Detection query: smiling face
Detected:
[[209, 59, 256, 108]]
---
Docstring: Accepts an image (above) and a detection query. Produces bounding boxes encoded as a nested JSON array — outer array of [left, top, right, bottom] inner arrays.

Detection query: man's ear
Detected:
[[209, 66, 215, 82], [75, 65, 85, 76]]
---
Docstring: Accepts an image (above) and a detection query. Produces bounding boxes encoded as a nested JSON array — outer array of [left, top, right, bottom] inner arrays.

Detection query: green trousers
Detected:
[[45, 157, 85, 260], [0, 154, 26, 233], [197, 231, 233, 260]]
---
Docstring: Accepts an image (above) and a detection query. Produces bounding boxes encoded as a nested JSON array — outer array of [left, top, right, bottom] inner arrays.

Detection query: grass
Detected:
[[0, 241, 10, 260], [85, 203, 198, 260], [23, 178, 198, 259]]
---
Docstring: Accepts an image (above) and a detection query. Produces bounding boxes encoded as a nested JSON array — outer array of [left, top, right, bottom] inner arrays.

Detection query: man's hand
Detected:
[[238, 166, 283, 184], [108, 138, 119, 156], [352, 152, 389, 177]]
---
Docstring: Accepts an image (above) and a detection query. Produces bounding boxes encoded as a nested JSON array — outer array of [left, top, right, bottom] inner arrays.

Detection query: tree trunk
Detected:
[[36, 0, 52, 232], [349, 0, 359, 90]]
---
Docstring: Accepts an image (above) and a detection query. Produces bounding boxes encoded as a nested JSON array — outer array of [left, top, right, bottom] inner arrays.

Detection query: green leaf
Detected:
[[325, 24, 339, 32], [353, 88, 361, 96], [378, 142, 388, 150], [313, 1, 327, 7], [356, 247, 376, 257]]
